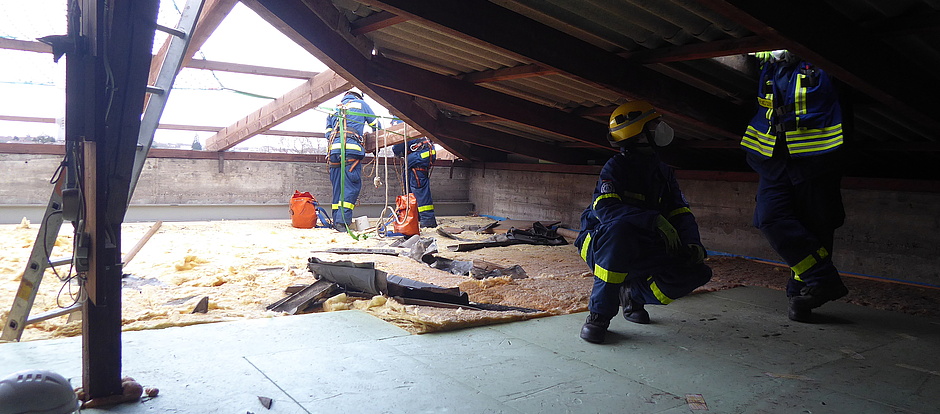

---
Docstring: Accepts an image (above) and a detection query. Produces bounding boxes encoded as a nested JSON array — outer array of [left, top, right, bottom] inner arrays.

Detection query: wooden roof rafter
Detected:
[[204, 69, 350, 151]]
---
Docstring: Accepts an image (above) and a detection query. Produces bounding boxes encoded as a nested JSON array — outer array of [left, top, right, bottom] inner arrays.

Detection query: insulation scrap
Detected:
[[321, 293, 549, 334], [174, 255, 208, 271]]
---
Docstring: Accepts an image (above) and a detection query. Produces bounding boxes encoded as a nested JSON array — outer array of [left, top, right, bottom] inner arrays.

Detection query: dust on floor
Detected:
[[2, 217, 938, 342], [0, 217, 591, 341]]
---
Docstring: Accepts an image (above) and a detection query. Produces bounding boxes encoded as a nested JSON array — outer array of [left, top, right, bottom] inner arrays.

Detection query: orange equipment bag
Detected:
[[394, 193, 420, 236], [290, 191, 318, 229]]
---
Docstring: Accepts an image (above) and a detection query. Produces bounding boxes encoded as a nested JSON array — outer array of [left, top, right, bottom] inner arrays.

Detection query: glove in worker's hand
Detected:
[[684, 244, 706, 265], [654, 215, 681, 254], [754, 51, 774, 63]]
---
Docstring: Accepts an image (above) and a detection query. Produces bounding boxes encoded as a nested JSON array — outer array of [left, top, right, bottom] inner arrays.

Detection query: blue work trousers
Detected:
[[406, 167, 436, 227], [747, 152, 845, 297], [329, 153, 363, 226], [583, 217, 712, 318]]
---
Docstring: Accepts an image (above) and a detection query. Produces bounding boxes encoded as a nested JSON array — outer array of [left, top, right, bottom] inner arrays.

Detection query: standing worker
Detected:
[[742, 50, 848, 322], [325, 88, 381, 232], [392, 135, 438, 228], [576, 101, 712, 344]]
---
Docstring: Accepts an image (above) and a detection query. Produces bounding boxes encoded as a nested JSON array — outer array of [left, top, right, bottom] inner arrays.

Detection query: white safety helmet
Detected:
[[0, 370, 79, 414], [346, 87, 364, 99]]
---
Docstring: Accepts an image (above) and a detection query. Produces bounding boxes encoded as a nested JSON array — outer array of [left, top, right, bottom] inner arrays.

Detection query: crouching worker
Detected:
[[576, 101, 712, 344]]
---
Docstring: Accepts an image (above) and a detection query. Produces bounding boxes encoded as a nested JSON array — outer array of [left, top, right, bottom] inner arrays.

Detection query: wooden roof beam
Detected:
[[459, 64, 557, 83], [356, 0, 746, 139], [204, 69, 349, 151], [185, 59, 318, 78], [146, 0, 238, 109], [0, 38, 52, 53], [695, 0, 940, 132], [619, 35, 779, 64], [242, 0, 602, 161], [368, 55, 613, 151], [350, 11, 408, 35]]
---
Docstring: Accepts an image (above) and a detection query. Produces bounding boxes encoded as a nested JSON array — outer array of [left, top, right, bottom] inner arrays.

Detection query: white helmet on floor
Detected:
[[0, 369, 79, 414]]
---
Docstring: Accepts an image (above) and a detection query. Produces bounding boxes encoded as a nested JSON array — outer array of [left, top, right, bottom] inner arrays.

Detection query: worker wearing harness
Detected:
[[392, 136, 438, 228], [577, 101, 712, 344], [325, 88, 380, 232], [742, 50, 848, 322]]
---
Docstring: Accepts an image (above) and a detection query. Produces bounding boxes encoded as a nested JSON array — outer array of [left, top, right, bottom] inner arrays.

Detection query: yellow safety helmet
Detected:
[[608, 101, 662, 145]]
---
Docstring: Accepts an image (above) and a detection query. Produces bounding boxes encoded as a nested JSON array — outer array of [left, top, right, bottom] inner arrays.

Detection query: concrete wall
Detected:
[[3, 153, 938, 286], [468, 167, 940, 287], [0, 153, 472, 221]]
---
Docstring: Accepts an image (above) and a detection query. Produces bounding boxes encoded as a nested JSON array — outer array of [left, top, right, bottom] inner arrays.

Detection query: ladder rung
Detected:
[[49, 258, 72, 267], [155, 24, 187, 39], [146, 86, 166, 95], [26, 303, 83, 325]]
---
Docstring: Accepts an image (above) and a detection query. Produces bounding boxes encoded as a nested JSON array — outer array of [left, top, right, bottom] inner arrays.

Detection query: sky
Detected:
[[0, 0, 393, 150]]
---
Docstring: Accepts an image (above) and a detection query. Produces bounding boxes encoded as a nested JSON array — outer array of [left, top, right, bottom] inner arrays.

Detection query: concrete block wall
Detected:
[[468, 167, 940, 287], [0, 153, 470, 221], [3, 153, 938, 286]]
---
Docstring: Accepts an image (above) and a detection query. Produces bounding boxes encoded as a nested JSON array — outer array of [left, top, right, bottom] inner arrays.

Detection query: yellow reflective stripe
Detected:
[[742, 125, 775, 157], [417, 204, 434, 212], [648, 276, 673, 304], [592, 193, 621, 209], [330, 143, 363, 151], [623, 191, 645, 202], [791, 247, 829, 281], [666, 207, 691, 219], [346, 102, 362, 109], [331, 201, 356, 210], [420, 150, 436, 159], [795, 75, 806, 116], [758, 96, 773, 109], [580, 233, 592, 261], [787, 125, 843, 155], [594, 264, 627, 284], [787, 124, 843, 140]]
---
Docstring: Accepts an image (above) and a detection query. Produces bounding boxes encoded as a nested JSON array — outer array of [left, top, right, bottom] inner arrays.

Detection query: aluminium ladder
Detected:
[[1, 0, 205, 342]]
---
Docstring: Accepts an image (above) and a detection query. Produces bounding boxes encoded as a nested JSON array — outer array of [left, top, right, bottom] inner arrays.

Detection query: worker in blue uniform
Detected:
[[577, 101, 712, 344], [392, 136, 438, 228], [743, 50, 848, 322], [325, 88, 380, 232]]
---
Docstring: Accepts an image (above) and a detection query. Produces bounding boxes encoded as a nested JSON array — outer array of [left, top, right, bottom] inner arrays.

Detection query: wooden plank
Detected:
[[460, 64, 557, 83], [266, 280, 339, 313], [122, 221, 162, 266], [185, 59, 318, 79], [204, 69, 350, 151], [350, 11, 408, 35], [0, 38, 52, 53]]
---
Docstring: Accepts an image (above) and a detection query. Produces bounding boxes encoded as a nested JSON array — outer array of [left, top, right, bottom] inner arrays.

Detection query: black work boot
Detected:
[[619, 285, 651, 324], [788, 281, 849, 322], [622, 300, 651, 324], [580, 312, 611, 344]]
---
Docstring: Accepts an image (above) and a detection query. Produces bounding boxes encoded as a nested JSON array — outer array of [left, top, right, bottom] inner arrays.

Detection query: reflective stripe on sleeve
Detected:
[[580, 232, 592, 261], [592, 193, 621, 209], [666, 207, 691, 218]]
